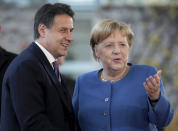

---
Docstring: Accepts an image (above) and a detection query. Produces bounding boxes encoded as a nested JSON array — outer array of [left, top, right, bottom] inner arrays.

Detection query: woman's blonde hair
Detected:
[[90, 19, 134, 60]]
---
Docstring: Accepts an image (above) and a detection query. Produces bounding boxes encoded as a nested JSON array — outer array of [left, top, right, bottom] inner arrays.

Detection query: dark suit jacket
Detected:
[[0, 42, 75, 131], [0, 47, 16, 117], [62, 75, 75, 97]]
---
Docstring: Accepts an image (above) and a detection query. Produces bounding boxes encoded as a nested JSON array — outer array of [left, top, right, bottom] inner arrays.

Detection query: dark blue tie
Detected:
[[52, 61, 61, 82]]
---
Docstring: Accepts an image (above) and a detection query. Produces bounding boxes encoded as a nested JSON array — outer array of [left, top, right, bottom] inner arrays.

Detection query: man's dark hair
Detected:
[[34, 3, 74, 39]]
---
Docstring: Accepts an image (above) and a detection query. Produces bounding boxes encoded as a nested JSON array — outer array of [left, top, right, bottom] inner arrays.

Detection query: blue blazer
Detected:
[[1, 42, 75, 131], [73, 64, 174, 131]]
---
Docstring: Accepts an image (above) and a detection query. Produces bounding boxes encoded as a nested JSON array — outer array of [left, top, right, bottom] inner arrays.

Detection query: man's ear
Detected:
[[38, 24, 47, 38]]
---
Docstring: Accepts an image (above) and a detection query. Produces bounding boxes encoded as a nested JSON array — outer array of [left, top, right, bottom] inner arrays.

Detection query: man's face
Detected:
[[41, 14, 74, 59]]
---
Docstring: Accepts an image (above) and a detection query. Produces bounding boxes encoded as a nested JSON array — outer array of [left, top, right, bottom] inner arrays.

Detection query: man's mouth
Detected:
[[61, 43, 69, 47]]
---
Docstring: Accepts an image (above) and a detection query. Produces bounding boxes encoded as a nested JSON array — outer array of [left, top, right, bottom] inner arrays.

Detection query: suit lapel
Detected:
[[29, 43, 73, 114]]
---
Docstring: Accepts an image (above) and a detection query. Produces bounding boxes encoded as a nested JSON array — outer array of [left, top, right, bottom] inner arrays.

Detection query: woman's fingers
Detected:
[[143, 70, 162, 100]]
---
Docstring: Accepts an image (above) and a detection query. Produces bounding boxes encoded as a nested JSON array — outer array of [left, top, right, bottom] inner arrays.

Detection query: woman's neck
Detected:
[[101, 65, 130, 82]]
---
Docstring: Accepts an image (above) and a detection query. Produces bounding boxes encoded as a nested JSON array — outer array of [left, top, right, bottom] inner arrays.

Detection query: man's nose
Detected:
[[66, 32, 74, 42]]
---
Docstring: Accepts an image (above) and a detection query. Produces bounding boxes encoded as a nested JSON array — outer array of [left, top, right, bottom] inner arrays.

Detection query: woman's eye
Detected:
[[105, 43, 113, 47], [106, 44, 111, 47]]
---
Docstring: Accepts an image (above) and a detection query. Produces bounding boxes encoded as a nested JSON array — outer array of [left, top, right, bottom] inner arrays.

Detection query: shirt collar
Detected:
[[35, 41, 56, 67]]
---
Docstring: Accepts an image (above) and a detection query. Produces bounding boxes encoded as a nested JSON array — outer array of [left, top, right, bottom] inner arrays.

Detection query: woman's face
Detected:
[[95, 30, 130, 72]]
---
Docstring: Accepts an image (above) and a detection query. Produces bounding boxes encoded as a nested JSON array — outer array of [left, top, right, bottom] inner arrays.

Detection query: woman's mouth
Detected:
[[113, 58, 121, 63]]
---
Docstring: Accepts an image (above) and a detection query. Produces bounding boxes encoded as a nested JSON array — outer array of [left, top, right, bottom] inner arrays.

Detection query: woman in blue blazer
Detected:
[[72, 19, 174, 131]]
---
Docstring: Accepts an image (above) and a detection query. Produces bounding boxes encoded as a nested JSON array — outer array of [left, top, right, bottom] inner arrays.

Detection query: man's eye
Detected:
[[120, 43, 126, 46], [58, 28, 68, 33], [59, 29, 66, 32], [70, 29, 74, 33]]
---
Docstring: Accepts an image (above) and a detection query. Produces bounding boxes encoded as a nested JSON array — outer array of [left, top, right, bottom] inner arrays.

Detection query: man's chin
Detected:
[[59, 53, 67, 58]]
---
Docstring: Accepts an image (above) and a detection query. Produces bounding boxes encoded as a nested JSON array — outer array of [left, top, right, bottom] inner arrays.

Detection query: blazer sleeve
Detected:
[[8, 60, 60, 131], [72, 78, 81, 131], [147, 68, 174, 127]]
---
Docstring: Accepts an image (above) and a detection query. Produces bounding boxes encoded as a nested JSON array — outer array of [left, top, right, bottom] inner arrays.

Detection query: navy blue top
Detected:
[[72, 64, 174, 131]]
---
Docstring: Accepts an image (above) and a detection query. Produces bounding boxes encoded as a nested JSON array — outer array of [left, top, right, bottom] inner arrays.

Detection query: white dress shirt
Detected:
[[35, 41, 56, 69]]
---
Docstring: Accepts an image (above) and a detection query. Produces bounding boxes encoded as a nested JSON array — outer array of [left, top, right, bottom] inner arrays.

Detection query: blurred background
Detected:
[[0, 0, 178, 130]]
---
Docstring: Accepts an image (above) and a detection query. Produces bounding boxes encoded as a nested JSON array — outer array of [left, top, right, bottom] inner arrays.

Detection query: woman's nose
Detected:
[[112, 45, 120, 54]]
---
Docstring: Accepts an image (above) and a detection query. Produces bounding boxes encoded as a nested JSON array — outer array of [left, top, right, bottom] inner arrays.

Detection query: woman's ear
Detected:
[[38, 24, 47, 38], [94, 45, 99, 59]]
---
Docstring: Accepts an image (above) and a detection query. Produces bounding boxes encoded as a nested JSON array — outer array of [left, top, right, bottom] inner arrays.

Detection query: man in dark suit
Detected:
[[57, 56, 75, 97], [0, 26, 17, 118], [1, 3, 75, 131]]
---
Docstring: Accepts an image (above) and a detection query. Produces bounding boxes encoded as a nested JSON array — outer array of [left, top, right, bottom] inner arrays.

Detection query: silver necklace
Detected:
[[101, 72, 121, 82], [100, 73, 108, 82], [101, 66, 128, 82]]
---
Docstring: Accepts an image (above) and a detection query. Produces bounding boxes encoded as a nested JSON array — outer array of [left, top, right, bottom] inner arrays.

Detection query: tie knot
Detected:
[[52, 61, 59, 70], [52, 61, 61, 82]]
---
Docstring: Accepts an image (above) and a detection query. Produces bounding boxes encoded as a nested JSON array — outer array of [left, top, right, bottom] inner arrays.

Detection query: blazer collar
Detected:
[[29, 42, 73, 115]]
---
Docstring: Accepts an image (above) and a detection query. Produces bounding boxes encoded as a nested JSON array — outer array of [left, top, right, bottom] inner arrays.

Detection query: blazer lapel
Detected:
[[29, 43, 73, 114]]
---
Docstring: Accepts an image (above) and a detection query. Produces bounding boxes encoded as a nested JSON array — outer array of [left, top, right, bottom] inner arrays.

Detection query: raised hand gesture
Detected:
[[143, 70, 162, 104]]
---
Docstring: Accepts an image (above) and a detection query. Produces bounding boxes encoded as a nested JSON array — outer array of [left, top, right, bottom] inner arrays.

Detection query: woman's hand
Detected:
[[143, 70, 162, 102]]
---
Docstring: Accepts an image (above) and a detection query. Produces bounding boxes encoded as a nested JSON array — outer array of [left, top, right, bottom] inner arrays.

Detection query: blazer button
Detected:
[[104, 111, 108, 116], [105, 98, 109, 102]]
